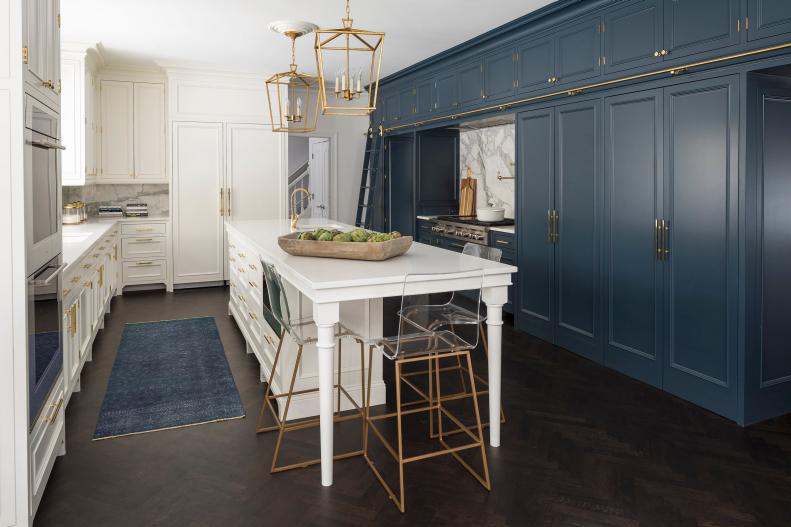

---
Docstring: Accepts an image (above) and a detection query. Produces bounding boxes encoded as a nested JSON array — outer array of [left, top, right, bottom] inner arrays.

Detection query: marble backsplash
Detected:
[[63, 184, 170, 217], [459, 123, 515, 218]]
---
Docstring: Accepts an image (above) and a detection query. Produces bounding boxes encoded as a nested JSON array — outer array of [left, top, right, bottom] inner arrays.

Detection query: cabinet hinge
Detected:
[[22, 46, 28, 64], [737, 18, 740, 32], [57, 14, 61, 29]]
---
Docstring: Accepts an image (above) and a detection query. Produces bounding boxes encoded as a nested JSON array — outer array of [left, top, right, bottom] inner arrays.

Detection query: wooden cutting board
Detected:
[[459, 169, 477, 216]]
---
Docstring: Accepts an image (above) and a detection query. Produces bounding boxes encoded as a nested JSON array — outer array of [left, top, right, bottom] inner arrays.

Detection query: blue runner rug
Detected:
[[94, 317, 245, 440]]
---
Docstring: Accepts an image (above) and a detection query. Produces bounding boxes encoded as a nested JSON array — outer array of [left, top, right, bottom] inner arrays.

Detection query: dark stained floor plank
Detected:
[[34, 287, 791, 526]]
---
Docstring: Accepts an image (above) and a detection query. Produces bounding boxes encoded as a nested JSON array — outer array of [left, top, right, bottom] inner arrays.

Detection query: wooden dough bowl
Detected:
[[278, 232, 413, 261]]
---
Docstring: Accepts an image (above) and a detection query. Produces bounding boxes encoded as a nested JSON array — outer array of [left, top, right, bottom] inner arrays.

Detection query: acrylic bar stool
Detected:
[[363, 269, 491, 513], [255, 258, 368, 474], [399, 242, 506, 428]]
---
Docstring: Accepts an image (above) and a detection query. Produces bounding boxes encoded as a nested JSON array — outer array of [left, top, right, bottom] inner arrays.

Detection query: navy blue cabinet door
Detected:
[[387, 135, 415, 237], [399, 86, 416, 122], [435, 71, 458, 113], [603, 89, 664, 387], [555, 18, 602, 86], [662, 76, 739, 419], [457, 60, 484, 109], [744, 77, 791, 424], [747, 0, 791, 41], [416, 78, 435, 117], [384, 91, 401, 124], [484, 47, 516, 101], [516, 35, 555, 94], [416, 130, 459, 216], [663, 0, 739, 60], [604, 0, 663, 74], [554, 99, 602, 361], [516, 109, 555, 342]]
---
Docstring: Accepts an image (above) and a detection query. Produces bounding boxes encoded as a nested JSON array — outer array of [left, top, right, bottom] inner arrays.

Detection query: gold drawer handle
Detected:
[[264, 334, 273, 345], [63, 288, 71, 296], [83, 264, 92, 269], [70, 276, 81, 283], [229, 243, 236, 249], [248, 263, 257, 271], [238, 294, 246, 304], [495, 239, 511, 246], [229, 257, 236, 262], [84, 281, 92, 288], [135, 261, 155, 267], [46, 397, 64, 424], [134, 238, 154, 242], [248, 281, 258, 289], [136, 227, 154, 232], [248, 311, 257, 320], [237, 267, 245, 274], [237, 252, 246, 258]]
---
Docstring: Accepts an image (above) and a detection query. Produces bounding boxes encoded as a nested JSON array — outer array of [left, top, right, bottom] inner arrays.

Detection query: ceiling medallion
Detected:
[[266, 21, 321, 133], [314, 0, 384, 116]]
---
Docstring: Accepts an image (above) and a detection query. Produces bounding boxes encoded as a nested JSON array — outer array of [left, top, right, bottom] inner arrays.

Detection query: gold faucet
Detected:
[[290, 187, 312, 232]]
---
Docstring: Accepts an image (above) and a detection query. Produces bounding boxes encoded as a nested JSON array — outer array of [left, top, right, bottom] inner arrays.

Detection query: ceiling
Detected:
[[61, 0, 555, 77]]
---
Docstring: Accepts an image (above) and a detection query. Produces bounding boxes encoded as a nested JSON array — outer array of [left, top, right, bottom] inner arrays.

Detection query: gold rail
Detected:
[[383, 41, 791, 133]]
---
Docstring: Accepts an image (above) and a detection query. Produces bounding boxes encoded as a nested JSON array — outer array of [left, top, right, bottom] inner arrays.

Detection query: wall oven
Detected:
[[24, 94, 63, 276], [27, 255, 65, 428]]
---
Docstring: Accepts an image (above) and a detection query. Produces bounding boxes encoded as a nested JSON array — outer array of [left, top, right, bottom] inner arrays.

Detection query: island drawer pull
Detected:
[[133, 238, 154, 242], [248, 311, 258, 320], [248, 263, 257, 271], [83, 264, 92, 269], [135, 261, 155, 266], [237, 252, 246, 259], [136, 227, 154, 232], [495, 239, 511, 246], [248, 281, 258, 289], [237, 267, 246, 274]]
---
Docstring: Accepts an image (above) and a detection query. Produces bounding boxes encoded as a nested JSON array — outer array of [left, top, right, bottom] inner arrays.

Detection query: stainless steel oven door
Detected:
[[25, 95, 63, 275], [27, 255, 66, 429]]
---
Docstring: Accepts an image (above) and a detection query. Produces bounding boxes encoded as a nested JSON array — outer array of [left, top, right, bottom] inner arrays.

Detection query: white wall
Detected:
[[1, 0, 30, 525]]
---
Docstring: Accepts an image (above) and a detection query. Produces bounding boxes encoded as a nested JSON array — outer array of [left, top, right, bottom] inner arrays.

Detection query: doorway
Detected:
[[287, 136, 331, 220]]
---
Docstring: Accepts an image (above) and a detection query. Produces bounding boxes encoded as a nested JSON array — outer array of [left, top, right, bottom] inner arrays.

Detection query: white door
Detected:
[[308, 138, 330, 218], [173, 122, 224, 284], [100, 80, 134, 182], [133, 83, 166, 181]]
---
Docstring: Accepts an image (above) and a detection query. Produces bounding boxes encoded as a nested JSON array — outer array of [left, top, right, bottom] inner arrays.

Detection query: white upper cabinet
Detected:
[[100, 80, 135, 181], [225, 123, 281, 221], [99, 80, 167, 184], [24, 0, 61, 107], [61, 43, 100, 186], [133, 83, 166, 181]]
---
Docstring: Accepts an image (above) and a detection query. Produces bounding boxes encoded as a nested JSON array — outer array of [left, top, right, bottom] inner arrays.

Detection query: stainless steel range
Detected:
[[431, 215, 515, 246]]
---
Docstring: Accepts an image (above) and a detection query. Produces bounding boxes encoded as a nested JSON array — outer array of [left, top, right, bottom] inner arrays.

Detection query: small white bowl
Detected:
[[476, 207, 505, 222]]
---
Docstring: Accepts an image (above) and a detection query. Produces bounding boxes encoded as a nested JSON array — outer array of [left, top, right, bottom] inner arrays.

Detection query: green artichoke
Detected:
[[350, 229, 370, 242], [390, 231, 402, 239], [317, 232, 334, 242], [333, 233, 353, 242]]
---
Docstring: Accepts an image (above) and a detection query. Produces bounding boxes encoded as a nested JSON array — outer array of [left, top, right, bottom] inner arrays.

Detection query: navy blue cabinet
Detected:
[[516, 108, 555, 342], [556, 18, 603, 86], [484, 47, 517, 102], [603, 89, 664, 387], [516, 35, 555, 94], [661, 76, 740, 420], [604, 0, 664, 74], [416, 129, 459, 216], [490, 231, 516, 314], [415, 78, 435, 117], [435, 71, 458, 114], [554, 99, 602, 361], [663, 0, 739, 60], [516, 99, 602, 360], [747, 0, 791, 42], [399, 85, 416, 122], [457, 59, 484, 109], [384, 90, 401, 124], [416, 219, 436, 245], [387, 135, 415, 236]]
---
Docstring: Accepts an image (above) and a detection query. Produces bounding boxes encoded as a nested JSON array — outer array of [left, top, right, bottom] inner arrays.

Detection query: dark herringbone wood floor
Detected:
[[34, 287, 791, 527]]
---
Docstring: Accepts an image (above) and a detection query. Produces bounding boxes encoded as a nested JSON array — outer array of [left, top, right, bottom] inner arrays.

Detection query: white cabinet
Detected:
[[118, 220, 171, 290], [24, 0, 61, 108], [173, 121, 282, 285], [61, 43, 100, 186], [100, 80, 166, 183], [172, 122, 225, 284]]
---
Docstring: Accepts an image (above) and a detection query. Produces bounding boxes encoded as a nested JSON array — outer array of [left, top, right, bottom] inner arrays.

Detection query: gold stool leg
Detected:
[[256, 331, 286, 434], [271, 344, 304, 473], [464, 351, 491, 490]]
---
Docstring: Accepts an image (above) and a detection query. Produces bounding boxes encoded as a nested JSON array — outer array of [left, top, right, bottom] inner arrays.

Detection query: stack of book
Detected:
[[97, 206, 124, 217], [125, 203, 149, 217]]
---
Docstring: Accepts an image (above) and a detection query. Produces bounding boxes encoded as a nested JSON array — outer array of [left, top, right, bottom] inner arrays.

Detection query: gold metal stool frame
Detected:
[[256, 322, 368, 474], [363, 337, 491, 513]]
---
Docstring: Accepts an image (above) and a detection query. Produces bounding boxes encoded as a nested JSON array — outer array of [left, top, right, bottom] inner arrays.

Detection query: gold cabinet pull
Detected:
[[655, 219, 661, 260], [547, 210, 552, 242], [495, 239, 510, 246], [136, 227, 154, 232], [248, 311, 257, 321], [46, 398, 64, 424], [551, 210, 559, 242], [248, 263, 257, 271], [135, 261, 155, 266], [237, 252, 246, 259], [237, 267, 245, 274], [248, 281, 258, 289], [134, 238, 154, 242], [227, 188, 232, 217], [220, 188, 224, 217]]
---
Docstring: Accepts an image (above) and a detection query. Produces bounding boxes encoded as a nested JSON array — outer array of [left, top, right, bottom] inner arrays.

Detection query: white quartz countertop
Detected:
[[62, 221, 116, 274], [226, 218, 517, 296]]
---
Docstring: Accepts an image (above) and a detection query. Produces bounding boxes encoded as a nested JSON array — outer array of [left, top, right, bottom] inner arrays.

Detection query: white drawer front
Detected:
[[121, 222, 167, 236], [121, 237, 167, 259], [30, 375, 65, 499], [122, 260, 167, 283]]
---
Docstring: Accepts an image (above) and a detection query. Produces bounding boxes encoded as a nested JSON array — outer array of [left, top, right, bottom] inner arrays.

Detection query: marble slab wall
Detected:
[[459, 124, 515, 218], [63, 184, 170, 217]]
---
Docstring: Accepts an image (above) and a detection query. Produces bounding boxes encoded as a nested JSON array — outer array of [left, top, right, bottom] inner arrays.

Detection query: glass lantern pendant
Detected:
[[315, 0, 384, 116], [266, 21, 321, 133]]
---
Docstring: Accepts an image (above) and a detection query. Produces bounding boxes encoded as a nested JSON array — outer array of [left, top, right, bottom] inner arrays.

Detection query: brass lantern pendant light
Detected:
[[315, 0, 384, 116], [266, 21, 321, 133]]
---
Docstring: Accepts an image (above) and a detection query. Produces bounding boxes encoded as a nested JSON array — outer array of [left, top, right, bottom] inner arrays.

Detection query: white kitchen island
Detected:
[[226, 218, 517, 487]]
